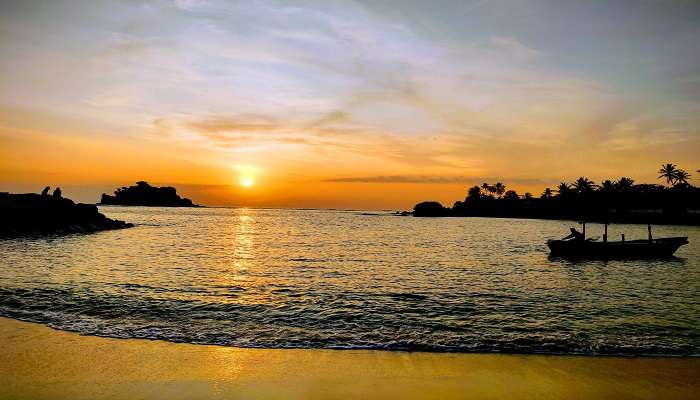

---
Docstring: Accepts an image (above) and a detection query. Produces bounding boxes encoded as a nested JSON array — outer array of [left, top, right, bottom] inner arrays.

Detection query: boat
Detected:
[[547, 223, 688, 259]]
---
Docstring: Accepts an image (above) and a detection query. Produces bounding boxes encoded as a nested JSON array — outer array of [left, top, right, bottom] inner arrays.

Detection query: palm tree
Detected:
[[658, 163, 678, 185], [556, 182, 571, 196], [481, 183, 495, 196], [540, 187, 553, 199], [493, 182, 506, 198], [524, 192, 533, 200], [573, 177, 595, 194], [615, 177, 634, 191], [673, 169, 690, 185], [599, 180, 615, 193]]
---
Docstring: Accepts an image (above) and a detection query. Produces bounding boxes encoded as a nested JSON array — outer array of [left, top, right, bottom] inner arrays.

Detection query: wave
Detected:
[[1, 286, 697, 356]]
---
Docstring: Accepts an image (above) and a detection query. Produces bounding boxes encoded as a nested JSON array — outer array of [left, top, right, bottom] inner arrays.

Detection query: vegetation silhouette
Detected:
[[100, 181, 199, 207], [658, 163, 691, 186], [413, 164, 700, 225]]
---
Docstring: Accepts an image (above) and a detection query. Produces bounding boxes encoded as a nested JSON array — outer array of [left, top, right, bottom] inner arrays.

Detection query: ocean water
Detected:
[[1, 207, 698, 355]]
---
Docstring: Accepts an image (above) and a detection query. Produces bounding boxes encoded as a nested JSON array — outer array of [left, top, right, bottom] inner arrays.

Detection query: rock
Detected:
[[0, 192, 134, 238], [100, 181, 199, 207], [413, 201, 451, 217]]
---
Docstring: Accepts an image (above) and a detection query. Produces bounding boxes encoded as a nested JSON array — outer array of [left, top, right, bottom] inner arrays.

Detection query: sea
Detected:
[[1, 207, 698, 355]]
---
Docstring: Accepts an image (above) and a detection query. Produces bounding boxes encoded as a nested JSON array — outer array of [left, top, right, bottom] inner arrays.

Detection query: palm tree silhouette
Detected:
[[599, 180, 615, 192], [494, 182, 506, 198], [673, 169, 690, 185], [557, 182, 571, 196], [658, 163, 678, 185], [615, 177, 634, 191], [481, 183, 495, 196], [573, 177, 595, 194]]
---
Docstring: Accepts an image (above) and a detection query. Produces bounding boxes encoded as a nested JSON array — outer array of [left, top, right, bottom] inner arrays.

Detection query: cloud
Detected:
[[186, 116, 280, 134], [10, 0, 629, 148], [150, 112, 478, 175], [488, 36, 541, 61], [326, 175, 554, 186]]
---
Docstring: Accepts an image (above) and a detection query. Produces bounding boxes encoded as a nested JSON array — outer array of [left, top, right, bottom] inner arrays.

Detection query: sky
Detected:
[[1, 0, 699, 209]]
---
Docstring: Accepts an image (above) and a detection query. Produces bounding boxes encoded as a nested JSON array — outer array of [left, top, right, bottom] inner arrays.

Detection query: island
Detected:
[[0, 191, 133, 237], [412, 163, 700, 225], [100, 181, 199, 207]]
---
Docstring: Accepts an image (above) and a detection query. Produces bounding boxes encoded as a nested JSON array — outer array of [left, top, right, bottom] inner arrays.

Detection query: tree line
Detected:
[[413, 164, 700, 225]]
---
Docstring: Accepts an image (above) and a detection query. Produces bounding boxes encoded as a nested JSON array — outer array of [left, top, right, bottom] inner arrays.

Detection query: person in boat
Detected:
[[562, 228, 584, 241]]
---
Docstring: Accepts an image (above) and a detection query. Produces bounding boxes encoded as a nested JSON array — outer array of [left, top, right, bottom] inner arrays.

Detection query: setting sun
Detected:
[[240, 177, 254, 187]]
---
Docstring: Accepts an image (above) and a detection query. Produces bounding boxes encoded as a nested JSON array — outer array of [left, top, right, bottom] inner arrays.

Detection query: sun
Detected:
[[235, 165, 259, 188]]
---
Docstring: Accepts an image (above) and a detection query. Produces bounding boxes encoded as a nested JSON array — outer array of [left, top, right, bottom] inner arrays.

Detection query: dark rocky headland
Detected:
[[0, 192, 133, 237], [100, 181, 199, 207]]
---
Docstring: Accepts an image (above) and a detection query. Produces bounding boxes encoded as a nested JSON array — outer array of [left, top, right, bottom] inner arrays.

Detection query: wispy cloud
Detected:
[[488, 36, 541, 61], [326, 175, 552, 185]]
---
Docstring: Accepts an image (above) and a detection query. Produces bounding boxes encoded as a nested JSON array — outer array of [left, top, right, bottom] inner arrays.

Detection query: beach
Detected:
[[1, 317, 698, 400]]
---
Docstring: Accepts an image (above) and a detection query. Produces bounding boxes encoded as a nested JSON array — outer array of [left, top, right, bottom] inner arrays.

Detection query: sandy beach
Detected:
[[0, 317, 697, 400]]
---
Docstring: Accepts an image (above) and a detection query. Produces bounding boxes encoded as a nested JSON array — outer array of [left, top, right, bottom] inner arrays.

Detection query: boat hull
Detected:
[[547, 237, 688, 259]]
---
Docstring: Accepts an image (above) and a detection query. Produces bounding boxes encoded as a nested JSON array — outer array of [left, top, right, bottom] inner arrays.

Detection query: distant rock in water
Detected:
[[413, 201, 451, 217], [100, 181, 199, 207], [0, 192, 133, 237]]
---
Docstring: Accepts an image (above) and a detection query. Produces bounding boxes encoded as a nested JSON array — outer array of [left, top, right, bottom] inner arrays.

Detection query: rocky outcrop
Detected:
[[100, 181, 199, 207], [0, 192, 133, 237], [413, 201, 451, 217]]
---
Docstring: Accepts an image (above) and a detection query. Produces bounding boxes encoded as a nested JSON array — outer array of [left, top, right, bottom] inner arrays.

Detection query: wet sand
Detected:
[[0, 317, 698, 400]]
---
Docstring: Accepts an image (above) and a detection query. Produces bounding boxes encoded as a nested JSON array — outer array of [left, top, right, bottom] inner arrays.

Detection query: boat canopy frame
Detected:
[[573, 221, 655, 243]]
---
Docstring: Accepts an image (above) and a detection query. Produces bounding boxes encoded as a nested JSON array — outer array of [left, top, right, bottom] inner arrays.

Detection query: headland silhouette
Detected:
[[100, 181, 200, 207], [0, 189, 133, 237], [413, 163, 700, 225]]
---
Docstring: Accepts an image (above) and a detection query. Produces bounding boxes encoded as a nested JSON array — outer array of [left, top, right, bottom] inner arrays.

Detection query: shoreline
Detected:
[[2, 317, 698, 399], [5, 316, 699, 358], [409, 212, 700, 226]]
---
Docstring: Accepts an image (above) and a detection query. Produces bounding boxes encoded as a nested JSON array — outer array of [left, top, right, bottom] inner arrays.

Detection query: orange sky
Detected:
[[1, 1, 699, 209], [2, 104, 697, 210]]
